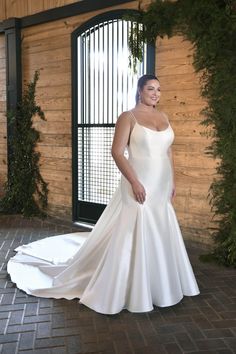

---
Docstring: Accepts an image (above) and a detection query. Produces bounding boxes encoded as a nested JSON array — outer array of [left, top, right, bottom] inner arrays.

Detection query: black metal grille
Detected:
[[78, 125, 118, 204], [77, 19, 146, 206]]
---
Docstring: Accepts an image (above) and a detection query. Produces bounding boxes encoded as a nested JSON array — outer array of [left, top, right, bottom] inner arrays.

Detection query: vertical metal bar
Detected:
[[85, 33, 88, 200], [112, 20, 114, 123], [146, 41, 155, 74], [76, 37, 80, 205], [127, 21, 130, 109], [121, 20, 123, 114], [88, 29, 91, 201], [84, 32, 88, 200], [126, 21, 129, 110], [102, 22, 104, 123], [82, 35, 85, 126], [129, 20, 133, 107], [101, 23, 103, 124], [77, 38, 81, 125], [97, 24, 100, 124], [84, 32, 87, 125], [105, 21, 108, 124], [80, 35, 85, 200], [116, 20, 119, 118], [93, 26, 96, 124], [117, 20, 119, 118], [121, 20, 124, 113], [94, 25, 98, 124], [90, 27, 94, 124], [83, 32, 87, 199], [107, 21, 110, 124], [101, 23, 104, 124], [88, 29, 91, 125], [86, 31, 89, 125], [85, 31, 90, 201]]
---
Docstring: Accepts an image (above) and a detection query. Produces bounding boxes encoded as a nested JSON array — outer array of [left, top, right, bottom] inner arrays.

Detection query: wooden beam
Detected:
[[0, 0, 136, 32]]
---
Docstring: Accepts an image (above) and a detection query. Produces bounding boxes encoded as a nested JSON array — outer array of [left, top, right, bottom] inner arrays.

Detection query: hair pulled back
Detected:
[[135, 74, 159, 104]]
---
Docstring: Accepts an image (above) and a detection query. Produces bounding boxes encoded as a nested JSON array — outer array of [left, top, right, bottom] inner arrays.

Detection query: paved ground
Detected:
[[0, 214, 235, 354]]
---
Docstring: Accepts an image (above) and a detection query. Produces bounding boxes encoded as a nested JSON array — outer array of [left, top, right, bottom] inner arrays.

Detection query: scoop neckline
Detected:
[[135, 121, 170, 133], [130, 110, 170, 133]]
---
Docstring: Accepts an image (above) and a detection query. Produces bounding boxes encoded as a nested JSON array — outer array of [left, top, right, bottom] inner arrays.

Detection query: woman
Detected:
[[7, 74, 199, 314]]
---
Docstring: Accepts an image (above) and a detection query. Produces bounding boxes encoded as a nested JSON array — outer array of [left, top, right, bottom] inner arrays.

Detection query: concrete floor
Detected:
[[0, 214, 235, 354]]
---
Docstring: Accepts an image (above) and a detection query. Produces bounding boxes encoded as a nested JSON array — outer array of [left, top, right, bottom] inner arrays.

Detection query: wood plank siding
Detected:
[[156, 36, 216, 244], [0, 0, 216, 244], [0, 0, 81, 21]]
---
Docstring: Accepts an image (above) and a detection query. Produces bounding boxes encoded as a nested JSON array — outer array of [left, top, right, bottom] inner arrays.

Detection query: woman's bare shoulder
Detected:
[[116, 111, 133, 126]]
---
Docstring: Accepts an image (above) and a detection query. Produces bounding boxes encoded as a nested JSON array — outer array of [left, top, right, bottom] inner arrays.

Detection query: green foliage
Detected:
[[127, 0, 236, 266], [0, 71, 48, 217]]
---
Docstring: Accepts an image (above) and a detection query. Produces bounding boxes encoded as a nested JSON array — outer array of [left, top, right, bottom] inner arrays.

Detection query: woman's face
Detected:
[[139, 79, 161, 106]]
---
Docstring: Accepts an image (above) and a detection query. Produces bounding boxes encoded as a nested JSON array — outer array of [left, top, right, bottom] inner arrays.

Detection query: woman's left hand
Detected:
[[171, 184, 176, 200]]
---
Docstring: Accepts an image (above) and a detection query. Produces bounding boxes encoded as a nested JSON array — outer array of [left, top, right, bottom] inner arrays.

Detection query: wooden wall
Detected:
[[0, 0, 80, 21], [0, 34, 6, 197], [0, 0, 216, 245], [156, 36, 216, 245]]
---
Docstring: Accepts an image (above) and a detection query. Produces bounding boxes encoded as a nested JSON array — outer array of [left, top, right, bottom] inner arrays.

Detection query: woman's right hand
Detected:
[[131, 180, 146, 204]]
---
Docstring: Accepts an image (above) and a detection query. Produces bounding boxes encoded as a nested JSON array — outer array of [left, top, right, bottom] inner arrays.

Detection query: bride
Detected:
[[7, 74, 200, 314]]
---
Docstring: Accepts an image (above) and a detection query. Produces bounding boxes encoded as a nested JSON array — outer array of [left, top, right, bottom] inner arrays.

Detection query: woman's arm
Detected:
[[167, 146, 176, 200], [111, 112, 146, 204], [162, 111, 176, 200]]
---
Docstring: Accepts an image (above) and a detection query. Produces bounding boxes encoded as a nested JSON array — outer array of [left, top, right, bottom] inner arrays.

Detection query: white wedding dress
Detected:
[[7, 114, 199, 314]]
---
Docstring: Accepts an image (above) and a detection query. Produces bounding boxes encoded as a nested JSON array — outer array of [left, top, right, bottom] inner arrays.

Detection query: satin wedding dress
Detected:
[[7, 112, 199, 314]]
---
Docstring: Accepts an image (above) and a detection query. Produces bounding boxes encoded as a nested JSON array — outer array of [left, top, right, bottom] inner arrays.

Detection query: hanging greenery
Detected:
[[127, 0, 236, 266], [0, 70, 48, 217]]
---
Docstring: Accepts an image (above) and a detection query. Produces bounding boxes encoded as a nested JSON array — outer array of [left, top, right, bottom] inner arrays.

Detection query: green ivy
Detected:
[[127, 0, 236, 266], [0, 71, 48, 217]]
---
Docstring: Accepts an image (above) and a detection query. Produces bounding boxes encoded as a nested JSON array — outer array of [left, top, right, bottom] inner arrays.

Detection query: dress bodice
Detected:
[[128, 121, 174, 161]]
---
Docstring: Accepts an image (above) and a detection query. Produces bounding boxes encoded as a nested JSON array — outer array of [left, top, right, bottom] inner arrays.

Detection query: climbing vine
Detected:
[[0, 71, 48, 217], [127, 0, 236, 266]]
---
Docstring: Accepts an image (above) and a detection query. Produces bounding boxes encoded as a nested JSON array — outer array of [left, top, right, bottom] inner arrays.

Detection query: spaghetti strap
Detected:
[[129, 110, 137, 123]]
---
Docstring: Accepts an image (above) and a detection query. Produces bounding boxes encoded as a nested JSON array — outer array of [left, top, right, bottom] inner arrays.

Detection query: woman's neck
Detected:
[[135, 103, 156, 112]]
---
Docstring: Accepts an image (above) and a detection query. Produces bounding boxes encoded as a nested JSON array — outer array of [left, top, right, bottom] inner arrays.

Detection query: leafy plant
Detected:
[[127, 0, 236, 266], [0, 70, 48, 217]]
